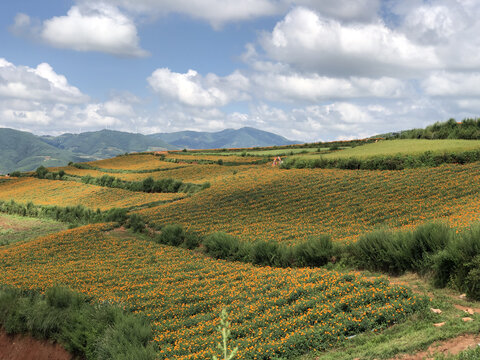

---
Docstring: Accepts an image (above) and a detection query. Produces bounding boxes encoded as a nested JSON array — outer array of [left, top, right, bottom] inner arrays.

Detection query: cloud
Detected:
[[147, 68, 249, 107], [260, 7, 440, 77], [251, 71, 410, 102], [422, 71, 480, 97], [293, 0, 381, 22], [104, 0, 381, 28], [107, 0, 282, 28], [0, 58, 88, 104], [14, 2, 148, 57]]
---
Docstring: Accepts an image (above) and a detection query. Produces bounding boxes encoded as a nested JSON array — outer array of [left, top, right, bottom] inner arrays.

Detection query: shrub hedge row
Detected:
[[79, 174, 210, 194], [0, 200, 128, 226], [281, 149, 480, 170]]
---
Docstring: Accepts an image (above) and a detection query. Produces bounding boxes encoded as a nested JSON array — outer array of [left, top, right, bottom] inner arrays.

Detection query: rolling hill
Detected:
[[0, 127, 298, 174], [40, 129, 177, 158], [0, 128, 87, 174]]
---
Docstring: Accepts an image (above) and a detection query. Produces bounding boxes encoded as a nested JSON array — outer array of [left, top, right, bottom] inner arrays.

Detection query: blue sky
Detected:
[[1, 0, 480, 141]]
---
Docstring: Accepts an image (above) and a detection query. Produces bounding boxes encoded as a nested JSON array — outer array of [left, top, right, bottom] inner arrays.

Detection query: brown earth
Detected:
[[0, 330, 72, 360], [393, 334, 480, 359]]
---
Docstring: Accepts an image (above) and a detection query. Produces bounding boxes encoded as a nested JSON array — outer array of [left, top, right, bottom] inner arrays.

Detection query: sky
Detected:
[[1, 0, 480, 142]]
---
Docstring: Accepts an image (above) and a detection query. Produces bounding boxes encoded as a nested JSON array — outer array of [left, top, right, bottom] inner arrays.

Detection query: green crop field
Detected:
[[292, 139, 480, 160]]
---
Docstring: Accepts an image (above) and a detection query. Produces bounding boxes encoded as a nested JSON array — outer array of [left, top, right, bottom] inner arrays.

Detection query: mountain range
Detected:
[[0, 127, 297, 174]]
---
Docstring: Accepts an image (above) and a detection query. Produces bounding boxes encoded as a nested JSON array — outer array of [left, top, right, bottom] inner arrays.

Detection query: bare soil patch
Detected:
[[0, 330, 72, 360], [393, 334, 480, 359]]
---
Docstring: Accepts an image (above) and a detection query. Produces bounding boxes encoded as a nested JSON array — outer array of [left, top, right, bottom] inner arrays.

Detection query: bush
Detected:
[[293, 236, 335, 267], [408, 222, 452, 272], [156, 224, 185, 246], [36, 166, 49, 179], [126, 214, 146, 233], [203, 232, 247, 261], [250, 241, 283, 266]]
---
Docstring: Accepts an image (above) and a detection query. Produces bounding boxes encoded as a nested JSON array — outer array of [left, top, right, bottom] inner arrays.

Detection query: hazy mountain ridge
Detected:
[[0, 127, 297, 173], [150, 127, 297, 149]]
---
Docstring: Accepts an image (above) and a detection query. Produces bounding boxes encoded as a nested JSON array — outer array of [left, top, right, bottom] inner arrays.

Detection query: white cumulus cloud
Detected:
[[260, 7, 440, 77], [0, 58, 88, 104], [148, 68, 249, 107], [15, 2, 148, 57]]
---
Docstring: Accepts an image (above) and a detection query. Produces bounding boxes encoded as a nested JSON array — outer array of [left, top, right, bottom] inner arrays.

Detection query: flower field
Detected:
[[138, 162, 480, 243], [89, 154, 180, 170], [0, 224, 426, 359], [166, 152, 263, 163], [61, 164, 254, 183], [0, 177, 185, 210]]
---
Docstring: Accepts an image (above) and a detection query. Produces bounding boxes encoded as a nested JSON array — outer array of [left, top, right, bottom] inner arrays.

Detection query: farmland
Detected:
[[2, 137, 480, 359], [0, 224, 425, 360], [0, 177, 185, 210], [139, 162, 480, 243]]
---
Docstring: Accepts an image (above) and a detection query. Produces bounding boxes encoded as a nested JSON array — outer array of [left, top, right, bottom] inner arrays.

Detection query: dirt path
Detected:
[[0, 330, 72, 360]]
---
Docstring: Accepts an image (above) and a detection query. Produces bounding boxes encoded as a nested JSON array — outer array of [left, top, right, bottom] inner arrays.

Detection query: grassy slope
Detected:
[[314, 139, 480, 160], [0, 128, 83, 174], [0, 213, 67, 246], [0, 178, 184, 210]]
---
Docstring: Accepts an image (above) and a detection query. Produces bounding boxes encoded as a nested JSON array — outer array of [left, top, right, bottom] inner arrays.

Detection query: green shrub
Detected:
[[408, 222, 452, 272], [126, 214, 146, 233], [203, 232, 246, 261], [36, 166, 49, 179], [293, 236, 334, 267], [250, 241, 282, 266], [183, 231, 203, 250], [156, 224, 185, 246], [465, 255, 480, 300]]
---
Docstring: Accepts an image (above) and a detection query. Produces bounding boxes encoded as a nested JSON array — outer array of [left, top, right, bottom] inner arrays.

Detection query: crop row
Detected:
[[0, 224, 426, 360], [138, 163, 480, 243]]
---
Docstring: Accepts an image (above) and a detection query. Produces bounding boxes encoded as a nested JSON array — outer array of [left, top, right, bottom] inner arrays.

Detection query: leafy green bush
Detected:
[[293, 236, 334, 267], [203, 232, 247, 261], [36, 165, 49, 179], [126, 214, 146, 233], [156, 224, 185, 246], [250, 241, 282, 266]]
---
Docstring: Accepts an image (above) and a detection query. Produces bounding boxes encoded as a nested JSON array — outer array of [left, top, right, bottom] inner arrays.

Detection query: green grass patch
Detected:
[[0, 213, 68, 246], [295, 140, 480, 160]]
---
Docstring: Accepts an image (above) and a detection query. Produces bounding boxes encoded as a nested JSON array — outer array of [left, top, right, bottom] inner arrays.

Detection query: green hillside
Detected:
[[41, 129, 177, 158], [0, 128, 85, 174]]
